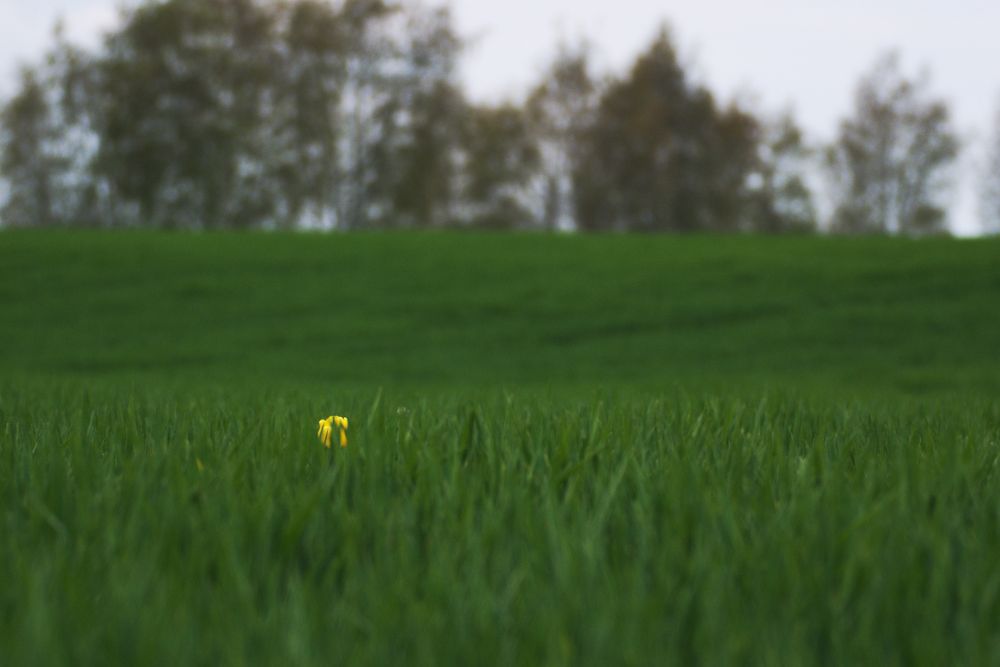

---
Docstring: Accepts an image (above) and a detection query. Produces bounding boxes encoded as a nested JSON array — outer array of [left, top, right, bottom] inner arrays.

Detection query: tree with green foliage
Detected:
[[826, 53, 959, 235], [573, 28, 759, 232]]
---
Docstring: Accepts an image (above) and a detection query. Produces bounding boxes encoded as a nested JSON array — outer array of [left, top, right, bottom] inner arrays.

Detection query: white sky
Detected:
[[3, 0, 999, 235]]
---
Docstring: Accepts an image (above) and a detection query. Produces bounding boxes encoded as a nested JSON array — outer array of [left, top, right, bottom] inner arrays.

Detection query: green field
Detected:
[[2, 231, 999, 664]]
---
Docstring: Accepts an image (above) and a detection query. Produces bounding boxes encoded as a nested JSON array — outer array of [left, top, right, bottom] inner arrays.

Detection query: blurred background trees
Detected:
[[1, 67, 64, 228], [0, 1, 981, 234], [88, 0, 284, 229], [525, 42, 597, 231], [825, 53, 959, 236], [981, 102, 1000, 235], [572, 29, 758, 233], [745, 113, 816, 234], [1, 28, 97, 228]]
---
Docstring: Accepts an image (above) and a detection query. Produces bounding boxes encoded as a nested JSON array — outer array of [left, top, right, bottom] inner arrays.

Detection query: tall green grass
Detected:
[[3, 385, 999, 665], [1, 232, 999, 664]]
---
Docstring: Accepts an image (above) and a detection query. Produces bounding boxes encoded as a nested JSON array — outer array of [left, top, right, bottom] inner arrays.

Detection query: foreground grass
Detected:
[[1, 232, 999, 663], [3, 384, 999, 665]]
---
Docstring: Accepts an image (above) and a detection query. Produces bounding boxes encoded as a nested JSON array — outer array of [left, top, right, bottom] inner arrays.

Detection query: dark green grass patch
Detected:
[[1, 231, 998, 394]]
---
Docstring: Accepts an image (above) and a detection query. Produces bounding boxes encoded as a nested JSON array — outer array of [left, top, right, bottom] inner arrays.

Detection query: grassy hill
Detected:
[[2, 230, 998, 394], [1, 231, 999, 665]]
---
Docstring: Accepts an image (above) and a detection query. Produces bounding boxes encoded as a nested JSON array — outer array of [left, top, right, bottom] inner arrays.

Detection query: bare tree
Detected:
[[745, 111, 817, 233], [525, 41, 599, 231], [980, 102, 1000, 234], [826, 53, 959, 235], [1, 68, 61, 227], [457, 103, 540, 229]]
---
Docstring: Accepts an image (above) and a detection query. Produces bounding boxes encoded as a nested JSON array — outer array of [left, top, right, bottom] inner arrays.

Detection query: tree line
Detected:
[[1, 0, 999, 234]]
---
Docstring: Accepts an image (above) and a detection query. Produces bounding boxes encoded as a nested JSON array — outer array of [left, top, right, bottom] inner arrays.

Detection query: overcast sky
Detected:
[[2, 0, 999, 234]]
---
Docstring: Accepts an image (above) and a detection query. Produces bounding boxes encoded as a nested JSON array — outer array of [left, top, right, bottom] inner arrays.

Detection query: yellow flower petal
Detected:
[[317, 416, 335, 448]]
